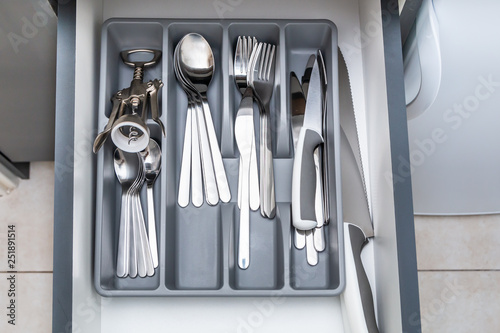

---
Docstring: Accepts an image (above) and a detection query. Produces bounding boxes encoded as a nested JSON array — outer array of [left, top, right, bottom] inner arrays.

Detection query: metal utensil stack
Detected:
[[174, 33, 231, 208], [233, 36, 277, 269], [114, 140, 162, 278], [93, 49, 164, 278], [291, 50, 329, 266]]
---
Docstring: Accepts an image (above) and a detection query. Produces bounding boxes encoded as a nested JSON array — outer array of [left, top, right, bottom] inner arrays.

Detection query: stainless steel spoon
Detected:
[[178, 33, 231, 203], [142, 139, 161, 268], [175, 40, 217, 206], [114, 148, 141, 277]]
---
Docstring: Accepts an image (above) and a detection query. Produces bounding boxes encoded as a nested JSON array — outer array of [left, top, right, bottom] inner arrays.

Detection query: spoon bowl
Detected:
[[178, 33, 215, 93], [114, 148, 141, 190], [143, 139, 162, 184]]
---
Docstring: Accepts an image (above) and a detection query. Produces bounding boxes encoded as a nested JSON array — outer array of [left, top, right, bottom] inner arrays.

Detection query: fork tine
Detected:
[[247, 36, 255, 73], [266, 45, 276, 81], [259, 43, 267, 80], [261, 44, 272, 81], [242, 36, 248, 72], [247, 36, 251, 58], [248, 42, 262, 85], [248, 36, 254, 61]]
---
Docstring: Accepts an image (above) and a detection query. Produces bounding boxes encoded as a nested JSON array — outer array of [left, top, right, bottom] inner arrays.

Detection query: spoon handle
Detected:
[[200, 95, 231, 203], [117, 192, 130, 278], [305, 229, 318, 266], [294, 228, 306, 249], [194, 101, 219, 206], [178, 104, 192, 208], [191, 103, 204, 208], [134, 193, 155, 277], [147, 184, 159, 268], [129, 193, 138, 278]]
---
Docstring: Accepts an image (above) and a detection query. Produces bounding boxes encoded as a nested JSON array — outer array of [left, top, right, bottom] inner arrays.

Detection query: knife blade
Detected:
[[339, 49, 379, 333], [292, 57, 324, 231], [291, 72, 306, 148], [302, 55, 315, 98], [317, 49, 330, 225], [290, 71, 307, 250], [313, 49, 328, 252]]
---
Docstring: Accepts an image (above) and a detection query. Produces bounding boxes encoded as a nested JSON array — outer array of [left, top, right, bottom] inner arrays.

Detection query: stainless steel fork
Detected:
[[248, 42, 276, 219], [234, 36, 260, 212]]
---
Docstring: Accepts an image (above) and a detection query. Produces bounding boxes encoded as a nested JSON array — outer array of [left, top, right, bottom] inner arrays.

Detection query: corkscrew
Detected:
[[93, 49, 165, 153]]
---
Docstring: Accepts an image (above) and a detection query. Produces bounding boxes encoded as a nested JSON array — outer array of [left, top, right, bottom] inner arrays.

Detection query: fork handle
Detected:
[[259, 104, 275, 219]]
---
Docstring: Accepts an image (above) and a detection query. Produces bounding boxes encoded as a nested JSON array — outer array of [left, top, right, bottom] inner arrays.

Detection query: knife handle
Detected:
[[292, 128, 323, 230], [342, 223, 379, 333]]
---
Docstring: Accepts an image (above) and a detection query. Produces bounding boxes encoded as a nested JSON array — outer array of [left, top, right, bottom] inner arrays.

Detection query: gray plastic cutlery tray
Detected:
[[94, 18, 343, 296]]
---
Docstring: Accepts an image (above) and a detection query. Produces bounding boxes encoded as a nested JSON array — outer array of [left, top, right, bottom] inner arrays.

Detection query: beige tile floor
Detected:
[[0, 162, 54, 332], [1, 162, 499, 332], [415, 215, 500, 332]]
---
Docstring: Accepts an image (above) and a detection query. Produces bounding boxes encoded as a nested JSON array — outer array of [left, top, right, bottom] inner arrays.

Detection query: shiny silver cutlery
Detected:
[[290, 71, 307, 250], [248, 42, 277, 219], [130, 158, 154, 278], [291, 53, 327, 258], [305, 229, 318, 266], [178, 33, 231, 204], [175, 39, 219, 206], [178, 100, 192, 208], [292, 56, 324, 231], [312, 50, 327, 253], [235, 90, 255, 269], [341, 126, 378, 332], [142, 139, 161, 268], [114, 148, 154, 278], [339, 50, 379, 333], [317, 49, 330, 226], [175, 33, 231, 207], [114, 148, 137, 277], [234, 36, 259, 212], [290, 59, 325, 264]]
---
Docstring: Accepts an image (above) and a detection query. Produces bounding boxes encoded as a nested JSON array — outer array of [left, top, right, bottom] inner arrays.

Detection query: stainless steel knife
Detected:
[[339, 49, 379, 333], [313, 50, 327, 252], [301, 55, 315, 97], [292, 57, 324, 231], [290, 71, 307, 250]]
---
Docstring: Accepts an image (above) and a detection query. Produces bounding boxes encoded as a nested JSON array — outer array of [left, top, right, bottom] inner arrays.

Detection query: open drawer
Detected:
[[53, 0, 420, 332], [94, 18, 343, 297]]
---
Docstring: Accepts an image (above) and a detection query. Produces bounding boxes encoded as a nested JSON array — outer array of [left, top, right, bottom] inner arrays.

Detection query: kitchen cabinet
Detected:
[[53, 0, 420, 332]]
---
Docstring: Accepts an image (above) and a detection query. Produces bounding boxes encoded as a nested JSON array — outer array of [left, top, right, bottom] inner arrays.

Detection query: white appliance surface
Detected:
[[407, 0, 500, 215]]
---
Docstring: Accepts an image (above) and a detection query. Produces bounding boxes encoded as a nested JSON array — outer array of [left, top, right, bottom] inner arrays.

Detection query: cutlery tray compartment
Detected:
[[95, 19, 343, 296]]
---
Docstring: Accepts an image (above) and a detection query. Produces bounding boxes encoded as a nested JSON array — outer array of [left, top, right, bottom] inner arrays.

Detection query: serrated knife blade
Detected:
[[339, 48, 379, 333]]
